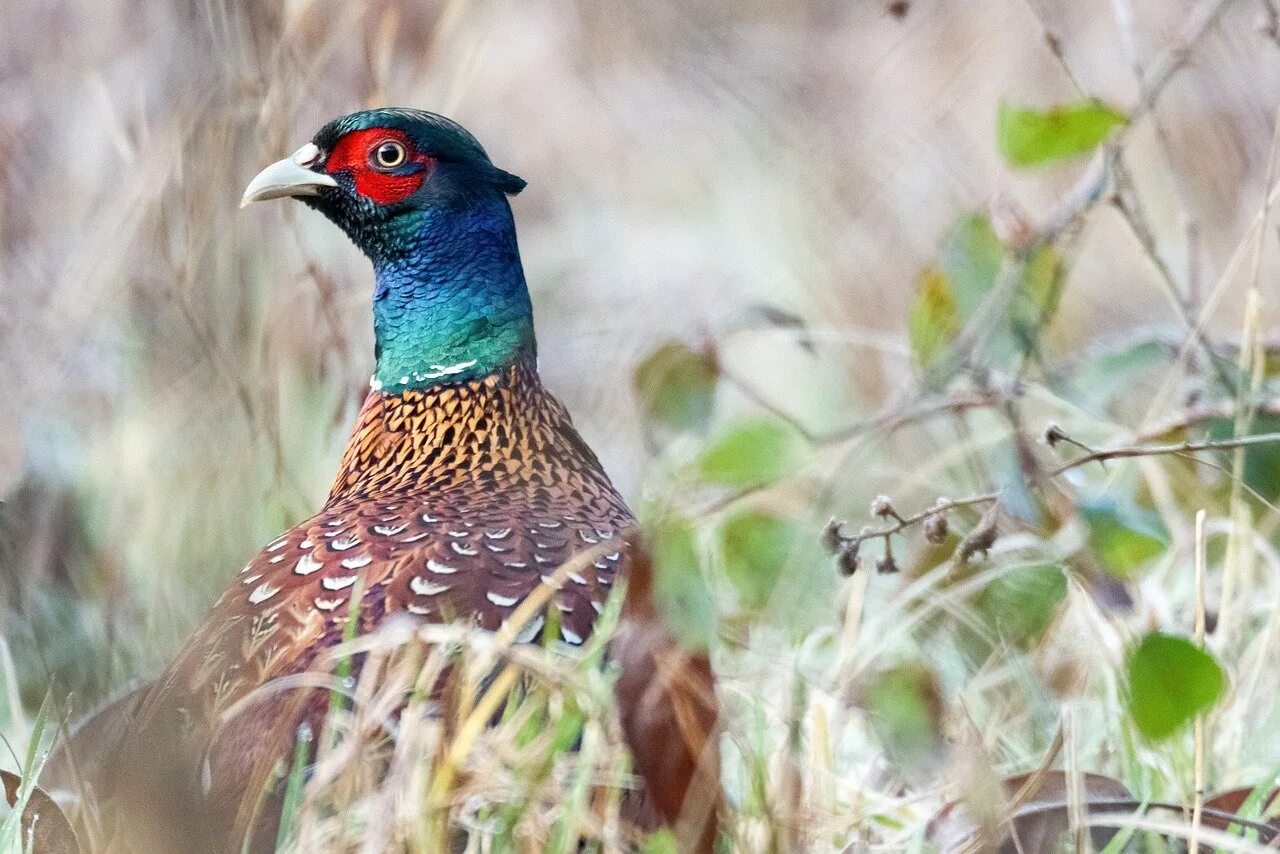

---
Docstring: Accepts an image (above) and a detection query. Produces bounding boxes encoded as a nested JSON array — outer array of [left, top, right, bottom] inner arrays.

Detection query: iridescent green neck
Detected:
[[370, 196, 534, 392]]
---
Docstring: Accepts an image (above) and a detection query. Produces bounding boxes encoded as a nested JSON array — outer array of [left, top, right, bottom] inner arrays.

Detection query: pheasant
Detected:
[[43, 108, 640, 852]]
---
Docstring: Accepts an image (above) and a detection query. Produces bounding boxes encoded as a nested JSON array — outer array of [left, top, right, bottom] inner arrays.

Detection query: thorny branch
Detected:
[[824, 427, 1280, 575]]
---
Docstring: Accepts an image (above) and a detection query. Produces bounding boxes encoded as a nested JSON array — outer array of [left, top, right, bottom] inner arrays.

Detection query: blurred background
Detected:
[[5, 0, 1280, 845]]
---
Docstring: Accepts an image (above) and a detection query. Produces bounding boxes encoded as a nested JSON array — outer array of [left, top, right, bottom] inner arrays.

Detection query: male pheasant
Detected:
[[44, 109, 639, 852]]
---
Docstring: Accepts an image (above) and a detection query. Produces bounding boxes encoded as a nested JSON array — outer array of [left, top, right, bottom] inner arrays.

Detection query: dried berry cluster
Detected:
[[822, 494, 999, 577]]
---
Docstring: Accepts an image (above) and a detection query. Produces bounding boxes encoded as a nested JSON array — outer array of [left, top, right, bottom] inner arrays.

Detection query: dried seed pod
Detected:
[[821, 518, 846, 555], [957, 502, 1000, 563], [923, 513, 949, 544], [836, 540, 861, 576], [870, 547, 901, 573], [871, 495, 895, 519]]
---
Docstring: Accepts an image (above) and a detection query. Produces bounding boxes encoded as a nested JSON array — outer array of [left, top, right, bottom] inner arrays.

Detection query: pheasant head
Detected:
[[243, 108, 533, 391]]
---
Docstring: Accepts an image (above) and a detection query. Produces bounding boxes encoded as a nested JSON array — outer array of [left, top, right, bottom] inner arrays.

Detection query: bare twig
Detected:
[[829, 494, 1000, 558], [828, 427, 1280, 561], [1044, 430, 1280, 476], [1023, 0, 1238, 389], [717, 366, 1006, 446], [1034, 0, 1236, 245], [1110, 156, 1237, 390], [1135, 398, 1280, 442]]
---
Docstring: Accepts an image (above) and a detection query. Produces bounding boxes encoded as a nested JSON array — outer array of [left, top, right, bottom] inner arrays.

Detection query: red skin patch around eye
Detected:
[[324, 128, 434, 205]]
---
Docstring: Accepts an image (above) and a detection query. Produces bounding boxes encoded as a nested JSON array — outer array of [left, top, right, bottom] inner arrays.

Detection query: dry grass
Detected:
[[5, 0, 1280, 850]]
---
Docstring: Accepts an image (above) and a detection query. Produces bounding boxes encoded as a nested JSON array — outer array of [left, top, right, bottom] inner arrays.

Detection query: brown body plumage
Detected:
[[48, 358, 634, 851]]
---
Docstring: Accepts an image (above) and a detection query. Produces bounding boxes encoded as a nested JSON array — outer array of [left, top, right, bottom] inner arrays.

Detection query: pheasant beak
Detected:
[[240, 143, 338, 208]]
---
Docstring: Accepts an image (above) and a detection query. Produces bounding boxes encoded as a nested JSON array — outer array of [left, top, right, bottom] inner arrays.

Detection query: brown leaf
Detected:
[[612, 538, 721, 853], [2, 769, 82, 854], [927, 771, 1131, 853], [1202, 786, 1280, 833]]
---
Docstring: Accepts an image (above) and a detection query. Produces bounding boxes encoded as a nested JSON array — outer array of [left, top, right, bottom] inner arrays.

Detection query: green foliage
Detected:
[[908, 268, 960, 377], [910, 214, 1064, 382], [1125, 632, 1226, 740], [273, 723, 314, 852], [717, 510, 793, 610], [974, 563, 1067, 645], [1070, 339, 1168, 414], [1207, 414, 1280, 502], [0, 691, 52, 854], [1009, 243, 1064, 356], [940, 214, 1003, 322], [651, 519, 717, 651], [633, 340, 719, 435], [638, 829, 679, 854], [864, 662, 945, 779], [997, 99, 1127, 167], [697, 419, 805, 489], [1079, 496, 1169, 578]]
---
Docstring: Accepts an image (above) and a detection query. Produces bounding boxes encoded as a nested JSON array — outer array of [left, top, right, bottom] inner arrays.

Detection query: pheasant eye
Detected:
[[372, 141, 407, 169]]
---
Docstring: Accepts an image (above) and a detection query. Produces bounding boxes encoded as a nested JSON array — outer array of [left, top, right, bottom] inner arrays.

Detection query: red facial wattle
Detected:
[[324, 128, 434, 205]]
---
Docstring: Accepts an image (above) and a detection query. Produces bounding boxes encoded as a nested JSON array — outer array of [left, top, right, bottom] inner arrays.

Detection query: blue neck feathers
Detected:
[[369, 194, 534, 392]]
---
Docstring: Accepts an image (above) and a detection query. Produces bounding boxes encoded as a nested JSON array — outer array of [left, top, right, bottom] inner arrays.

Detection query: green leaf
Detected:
[[697, 419, 804, 489], [998, 99, 1127, 167], [717, 511, 794, 610], [941, 214, 1003, 320], [1207, 414, 1280, 503], [1126, 632, 1226, 740], [633, 340, 719, 434], [639, 829, 680, 854], [930, 213, 1062, 368], [1009, 243, 1064, 356], [651, 520, 717, 651], [975, 564, 1067, 645], [908, 267, 960, 378], [550, 698, 587, 752], [1080, 497, 1169, 578], [1071, 339, 1168, 413], [864, 662, 945, 779]]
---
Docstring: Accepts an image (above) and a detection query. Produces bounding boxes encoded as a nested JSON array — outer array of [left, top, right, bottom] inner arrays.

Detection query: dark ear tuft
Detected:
[[491, 167, 527, 196]]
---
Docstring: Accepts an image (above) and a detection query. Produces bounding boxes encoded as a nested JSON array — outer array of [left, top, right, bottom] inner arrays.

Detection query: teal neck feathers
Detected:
[[370, 194, 534, 392]]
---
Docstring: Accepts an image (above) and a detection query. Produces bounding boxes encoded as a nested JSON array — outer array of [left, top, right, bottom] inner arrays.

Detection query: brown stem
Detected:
[[834, 429, 1280, 552]]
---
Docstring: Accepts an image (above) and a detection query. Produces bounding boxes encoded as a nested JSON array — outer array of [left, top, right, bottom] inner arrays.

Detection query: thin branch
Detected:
[[1023, 0, 1237, 389], [1110, 156, 1237, 390], [829, 428, 1280, 557], [1021, 0, 1087, 93], [832, 493, 1000, 551], [1131, 0, 1237, 123], [718, 366, 1006, 445], [1136, 398, 1280, 442], [1044, 430, 1280, 476], [1035, 0, 1237, 245]]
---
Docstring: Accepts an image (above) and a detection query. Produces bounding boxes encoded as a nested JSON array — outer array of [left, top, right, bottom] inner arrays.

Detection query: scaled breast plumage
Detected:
[[149, 357, 632, 734]]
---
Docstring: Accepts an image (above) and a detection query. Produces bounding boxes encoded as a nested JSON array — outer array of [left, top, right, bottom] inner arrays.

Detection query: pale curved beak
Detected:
[[240, 143, 338, 208]]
